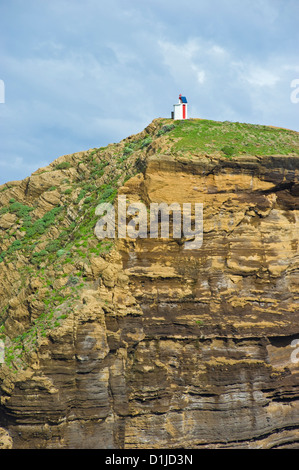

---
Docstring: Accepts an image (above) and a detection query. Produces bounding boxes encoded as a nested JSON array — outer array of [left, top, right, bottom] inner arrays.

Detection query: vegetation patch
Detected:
[[157, 124, 175, 136], [165, 119, 299, 157], [55, 162, 71, 170]]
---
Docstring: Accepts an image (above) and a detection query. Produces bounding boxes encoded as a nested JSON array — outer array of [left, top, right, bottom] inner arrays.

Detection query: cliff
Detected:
[[0, 118, 298, 448]]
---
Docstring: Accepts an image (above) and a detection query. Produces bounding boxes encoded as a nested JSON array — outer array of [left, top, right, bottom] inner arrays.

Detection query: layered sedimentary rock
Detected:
[[0, 119, 298, 448], [117, 153, 299, 448]]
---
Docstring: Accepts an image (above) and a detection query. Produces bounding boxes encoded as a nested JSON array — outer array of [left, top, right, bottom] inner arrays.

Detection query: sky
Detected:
[[0, 0, 298, 185]]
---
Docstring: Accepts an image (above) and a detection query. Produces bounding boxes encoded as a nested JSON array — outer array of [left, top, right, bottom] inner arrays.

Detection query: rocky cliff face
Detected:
[[0, 119, 298, 448]]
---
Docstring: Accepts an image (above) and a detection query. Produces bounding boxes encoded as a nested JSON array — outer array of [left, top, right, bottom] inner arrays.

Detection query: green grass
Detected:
[[55, 161, 71, 170], [0, 200, 34, 218], [121, 135, 153, 160], [157, 124, 175, 136], [2, 275, 87, 368], [166, 119, 299, 157], [0, 205, 65, 264]]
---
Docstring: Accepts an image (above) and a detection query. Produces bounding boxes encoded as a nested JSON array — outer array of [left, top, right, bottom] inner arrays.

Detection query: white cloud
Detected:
[[210, 45, 227, 56], [0, 0, 298, 185], [193, 68, 205, 85], [239, 65, 280, 87], [158, 38, 207, 89]]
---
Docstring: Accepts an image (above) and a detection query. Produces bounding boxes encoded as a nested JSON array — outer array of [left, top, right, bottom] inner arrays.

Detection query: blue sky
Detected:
[[0, 0, 298, 184]]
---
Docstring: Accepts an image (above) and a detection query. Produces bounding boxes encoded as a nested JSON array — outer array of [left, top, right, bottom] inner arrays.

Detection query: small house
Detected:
[[172, 94, 188, 120]]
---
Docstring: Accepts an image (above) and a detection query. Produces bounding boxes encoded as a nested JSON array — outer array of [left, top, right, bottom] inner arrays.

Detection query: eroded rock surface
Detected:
[[0, 119, 298, 448]]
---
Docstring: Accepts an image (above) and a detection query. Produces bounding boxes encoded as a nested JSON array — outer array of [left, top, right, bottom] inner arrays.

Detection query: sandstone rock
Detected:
[[0, 427, 13, 449], [0, 213, 17, 230], [0, 120, 298, 449], [90, 256, 108, 277]]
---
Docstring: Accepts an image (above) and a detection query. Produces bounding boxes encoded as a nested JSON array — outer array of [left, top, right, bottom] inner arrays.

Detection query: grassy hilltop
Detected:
[[160, 118, 299, 157]]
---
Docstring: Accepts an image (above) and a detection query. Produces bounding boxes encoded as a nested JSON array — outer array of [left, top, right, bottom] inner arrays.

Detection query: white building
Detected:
[[172, 94, 188, 120]]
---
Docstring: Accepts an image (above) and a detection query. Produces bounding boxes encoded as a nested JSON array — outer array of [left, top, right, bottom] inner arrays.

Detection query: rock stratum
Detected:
[[0, 118, 298, 449]]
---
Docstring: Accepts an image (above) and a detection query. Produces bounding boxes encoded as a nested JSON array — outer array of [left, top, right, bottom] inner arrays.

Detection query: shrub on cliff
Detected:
[[55, 162, 71, 170], [221, 145, 235, 157]]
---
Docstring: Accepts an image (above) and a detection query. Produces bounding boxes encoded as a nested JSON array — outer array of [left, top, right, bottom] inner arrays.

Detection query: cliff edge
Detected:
[[0, 118, 298, 448]]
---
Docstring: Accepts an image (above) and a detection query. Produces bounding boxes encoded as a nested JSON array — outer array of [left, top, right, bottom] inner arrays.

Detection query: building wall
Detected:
[[173, 104, 182, 120], [173, 103, 187, 120]]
